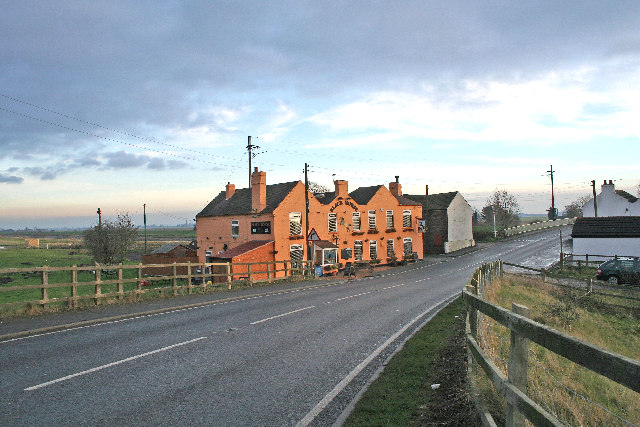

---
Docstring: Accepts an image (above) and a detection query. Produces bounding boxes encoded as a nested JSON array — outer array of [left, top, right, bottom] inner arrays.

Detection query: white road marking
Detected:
[[249, 306, 315, 325], [24, 336, 207, 391], [296, 300, 447, 427]]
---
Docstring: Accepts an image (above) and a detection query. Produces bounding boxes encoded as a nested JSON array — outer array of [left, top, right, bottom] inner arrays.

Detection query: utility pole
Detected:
[[304, 163, 311, 264], [143, 203, 147, 254], [247, 136, 259, 188], [97, 208, 102, 228], [547, 165, 556, 220], [591, 180, 598, 217]]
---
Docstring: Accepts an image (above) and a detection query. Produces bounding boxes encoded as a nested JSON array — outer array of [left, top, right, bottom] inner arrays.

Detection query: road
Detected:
[[0, 228, 567, 426]]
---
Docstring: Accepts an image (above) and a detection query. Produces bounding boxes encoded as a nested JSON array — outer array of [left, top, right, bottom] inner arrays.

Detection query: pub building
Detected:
[[195, 168, 423, 278]]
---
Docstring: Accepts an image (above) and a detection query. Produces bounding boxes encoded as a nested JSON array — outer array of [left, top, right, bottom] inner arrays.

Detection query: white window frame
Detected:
[[387, 239, 395, 258], [231, 219, 239, 237], [403, 237, 413, 256], [328, 213, 337, 232], [354, 240, 363, 261], [289, 212, 302, 235], [386, 210, 394, 229], [403, 209, 412, 228], [352, 212, 361, 231], [369, 240, 378, 260], [368, 210, 376, 230]]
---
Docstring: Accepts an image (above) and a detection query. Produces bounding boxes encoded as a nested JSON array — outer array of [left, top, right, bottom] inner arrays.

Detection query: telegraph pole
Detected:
[[97, 208, 102, 228], [591, 180, 598, 217], [247, 136, 259, 188], [304, 163, 311, 263], [547, 165, 556, 220], [143, 203, 147, 254]]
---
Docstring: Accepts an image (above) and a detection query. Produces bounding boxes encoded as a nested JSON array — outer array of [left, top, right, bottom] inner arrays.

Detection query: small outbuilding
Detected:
[[208, 240, 276, 282], [571, 216, 640, 259], [404, 191, 475, 254], [142, 243, 198, 275]]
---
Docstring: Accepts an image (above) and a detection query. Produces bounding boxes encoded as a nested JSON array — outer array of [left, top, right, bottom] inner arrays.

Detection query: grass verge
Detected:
[[344, 296, 480, 426]]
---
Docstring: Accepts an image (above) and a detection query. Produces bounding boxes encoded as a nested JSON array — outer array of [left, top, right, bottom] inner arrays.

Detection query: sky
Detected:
[[2, 1, 640, 229]]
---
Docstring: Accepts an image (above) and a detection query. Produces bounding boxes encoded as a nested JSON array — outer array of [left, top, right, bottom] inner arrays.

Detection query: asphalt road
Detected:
[[0, 228, 568, 426]]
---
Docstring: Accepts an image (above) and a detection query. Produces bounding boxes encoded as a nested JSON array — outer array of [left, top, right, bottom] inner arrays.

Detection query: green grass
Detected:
[[344, 297, 477, 426], [479, 275, 640, 426]]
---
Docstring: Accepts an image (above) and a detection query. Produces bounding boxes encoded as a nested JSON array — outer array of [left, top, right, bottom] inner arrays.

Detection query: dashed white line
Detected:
[[24, 336, 207, 391], [249, 306, 315, 325]]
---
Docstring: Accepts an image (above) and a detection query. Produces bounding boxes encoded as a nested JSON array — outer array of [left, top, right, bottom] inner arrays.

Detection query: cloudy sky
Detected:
[[2, 1, 639, 229]]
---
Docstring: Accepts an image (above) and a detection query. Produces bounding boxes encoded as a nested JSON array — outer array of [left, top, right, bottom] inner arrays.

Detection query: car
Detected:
[[596, 258, 640, 285]]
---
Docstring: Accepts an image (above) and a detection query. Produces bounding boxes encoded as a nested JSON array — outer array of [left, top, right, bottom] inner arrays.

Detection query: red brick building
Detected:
[[195, 168, 423, 277]]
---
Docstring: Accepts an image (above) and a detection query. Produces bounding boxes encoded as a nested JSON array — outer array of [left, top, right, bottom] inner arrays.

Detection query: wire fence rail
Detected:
[[464, 260, 640, 427], [0, 260, 314, 313]]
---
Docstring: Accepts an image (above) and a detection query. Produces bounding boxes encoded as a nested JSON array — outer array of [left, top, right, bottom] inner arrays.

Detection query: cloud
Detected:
[[0, 172, 23, 183]]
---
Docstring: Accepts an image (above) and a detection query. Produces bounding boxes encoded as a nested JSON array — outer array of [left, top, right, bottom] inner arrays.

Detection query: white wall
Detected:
[[573, 237, 640, 258], [583, 182, 640, 217], [444, 192, 474, 253]]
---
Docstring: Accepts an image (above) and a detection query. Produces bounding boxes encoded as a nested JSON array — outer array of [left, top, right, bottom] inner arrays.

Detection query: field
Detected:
[[476, 274, 640, 426]]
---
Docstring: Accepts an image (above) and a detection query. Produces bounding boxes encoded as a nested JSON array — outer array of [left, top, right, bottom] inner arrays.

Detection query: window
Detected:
[[352, 212, 361, 231], [403, 209, 412, 228], [403, 237, 413, 256], [387, 239, 395, 258], [368, 210, 376, 230], [231, 220, 239, 237], [251, 221, 271, 234], [290, 244, 304, 268], [328, 213, 337, 232], [386, 210, 394, 229], [289, 212, 302, 235], [354, 240, 363, 261], [369, 240, 378, 260]]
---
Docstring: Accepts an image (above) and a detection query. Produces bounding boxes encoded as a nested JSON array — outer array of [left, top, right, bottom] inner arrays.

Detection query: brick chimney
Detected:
[[251, 167, 266, 211], [389, 176, 402, 196], [225, 182, 235, 200], [601, 179, 615, 194], [334, 180, 348, 198]]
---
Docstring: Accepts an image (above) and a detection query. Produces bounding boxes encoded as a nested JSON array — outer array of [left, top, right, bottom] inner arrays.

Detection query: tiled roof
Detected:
[[196, 181, 299, 217], [572, 216, 640, 238], [314, 191, 337, 205], [349, 185, 384, 205], [404, 192, 459, 210], [615, 190, 639, 203], [152, 243, 186, 254], [212, 240, 274, 259]]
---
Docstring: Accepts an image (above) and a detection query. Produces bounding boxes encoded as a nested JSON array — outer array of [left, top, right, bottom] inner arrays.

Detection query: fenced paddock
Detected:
[[464, 261, 640, 426], [0, 260, 313, 315]]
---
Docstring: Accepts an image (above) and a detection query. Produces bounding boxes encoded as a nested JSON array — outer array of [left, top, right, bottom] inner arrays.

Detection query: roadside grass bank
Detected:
[[344, 296, 481, 426], [476, 274, 640, 426]]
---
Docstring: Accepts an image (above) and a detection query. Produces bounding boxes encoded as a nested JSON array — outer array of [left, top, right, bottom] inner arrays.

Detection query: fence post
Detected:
[[94, 265, 101, 305], [202, 263, 208, 293], [507, 303, 530, 427], [226, 263, 232, 290], [71, 265, 78, 308], [172, 263, 178, 296], [117, 263, 124, 300], [585, 254, 589, 268], [541, 268, 547, 282], [41, 266, 49, 311], [247, 263, 253, 285], [267, 262, 272, 282], [284, 261, 289, 278], [187, 261, 193, 294], [137, 264, 143, 297]]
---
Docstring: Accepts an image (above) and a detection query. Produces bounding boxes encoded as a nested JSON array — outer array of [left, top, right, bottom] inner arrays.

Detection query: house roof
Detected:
[[313, 240, 339, 249], [212, 240, 274, 259], [152, 243, 193, 254], [314, 191, 337, 205], [196, 181, 299, 217], [348, 185, 421, 206], [404, 192, 459, 210], [615, 190, 639, 203], [572, 216, 640, 238]]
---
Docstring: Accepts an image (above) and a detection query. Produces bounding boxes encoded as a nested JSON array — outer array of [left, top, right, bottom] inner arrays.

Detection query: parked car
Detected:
[[596, 258, 640, 285]]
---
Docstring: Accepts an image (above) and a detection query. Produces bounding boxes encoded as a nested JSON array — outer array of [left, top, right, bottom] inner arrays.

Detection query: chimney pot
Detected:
[[254, 167, 258, 173], [395, 175, 399, 183], [389, 177, 402, 196], [609, 180, 613, 185]]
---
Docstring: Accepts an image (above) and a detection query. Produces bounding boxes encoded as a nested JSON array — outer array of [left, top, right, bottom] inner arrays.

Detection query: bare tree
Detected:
[[563, 195, 591, 218], [83, 213, 138, 264], [481, 190, 521, 230]]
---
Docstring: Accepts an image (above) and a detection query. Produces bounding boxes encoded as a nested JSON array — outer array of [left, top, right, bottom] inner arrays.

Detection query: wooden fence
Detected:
[[0, 260, 314, 313], [560, 253, 637, 268], [464, 261, 640, 427]]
